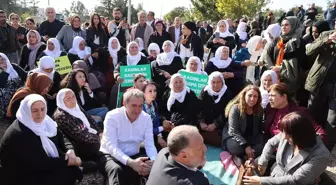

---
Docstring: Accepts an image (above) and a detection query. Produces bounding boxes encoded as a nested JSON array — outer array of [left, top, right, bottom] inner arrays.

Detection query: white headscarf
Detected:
[[209, 46, 232, 69], [31, 56, 55, 80], [259, 70, 278, 108], [16, 94, 59, 158], [108, 37, 121, 67], [204, 71, 228, 103], [68, 36, 92, 64], [56, 88, 97, 134], [185, 56, 207, 75], [264, 24, 281, 44], [148, 43, 160, 56], [135, 37, 145, 51], [215, 20, 233, 38], [0, 53, 19, 80], [236, 22, 248, 40], [167, 73, 190, 111], [44, 38, 62, 59], [126, 41, 142, 66], [156, 41, 179, 66], [246, 36, 264, 83]]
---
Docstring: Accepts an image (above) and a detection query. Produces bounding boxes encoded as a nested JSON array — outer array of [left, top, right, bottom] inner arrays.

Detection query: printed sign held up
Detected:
[[179, 70, 208, 96]]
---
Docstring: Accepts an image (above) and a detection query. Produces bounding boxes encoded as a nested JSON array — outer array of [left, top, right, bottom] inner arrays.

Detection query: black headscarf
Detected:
[[313, 20, 330, 34]]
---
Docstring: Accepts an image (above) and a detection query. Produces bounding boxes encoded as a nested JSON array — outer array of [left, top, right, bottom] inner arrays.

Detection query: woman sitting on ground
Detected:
[[38, 38, 67, 59], [147, 43, 161, 62], [0, 94, 83, 185], [182, 56, 207, 75], [259, 70, 278, 108]]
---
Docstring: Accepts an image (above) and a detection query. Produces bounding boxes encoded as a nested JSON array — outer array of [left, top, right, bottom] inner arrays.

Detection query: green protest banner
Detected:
[[37, 56, 72, 75], [179, 70, 208, 96], [119, 64, 152, 87]]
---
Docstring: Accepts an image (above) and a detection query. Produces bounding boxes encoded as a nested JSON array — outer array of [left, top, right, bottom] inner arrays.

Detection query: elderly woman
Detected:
[[135, 37, 148, 56], [258, 24, 281, 68], [67, 36, 93, 65], [259, 70, 278, 108], [182, 56, 207, 75], [39, 38, 67, 59], [151, 40, 183, 98], [7, 72, 52, 121], [56, 14, 86, 52], [0, 53, 27, 118], [206, 20, 235, 59], [205, 46, 250, 97], [176, 21, 203, 63], [234, 22, 249, 50], [198, 71, 232, 147], [160, 73, 200, 126], [19, 30, 46, 70], [114, 41, 149, 84], [245, 36, 266, 83], [31, 56, 62, 114], [0, 94, 83, 185], [266, 16, 308, 106], [148, 19, 172, 52], [147, 43, 161, 62], [54, 88, 103, 165], [222, 85, 264, 159], [244, 112, 332, 185]]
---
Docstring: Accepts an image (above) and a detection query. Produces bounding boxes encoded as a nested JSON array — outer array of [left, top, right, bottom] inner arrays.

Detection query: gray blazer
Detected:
[[222, 104, 263, 147], [258, 134, 332, 185], [56, 25, 86, 52]]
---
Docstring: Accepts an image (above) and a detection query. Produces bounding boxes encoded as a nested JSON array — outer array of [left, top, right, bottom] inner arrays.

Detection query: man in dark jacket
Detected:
[[147, 125, 210, 185], [306, 30, 336, 150], [306, 3, 318, 22], [197, 20, 206, 45], [38, 7, 65, 42], [0, 10, 20, 64], [324, 3, 336, 30], [203, 21, 213, 43], [107, 7, 129, 48], [297, 5, 306, 22]]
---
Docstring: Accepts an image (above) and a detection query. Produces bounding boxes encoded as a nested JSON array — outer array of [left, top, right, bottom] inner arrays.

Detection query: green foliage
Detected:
[[70, 0, 89, 22], [215, 0, 269, 19], [190, 0, 222, 21]]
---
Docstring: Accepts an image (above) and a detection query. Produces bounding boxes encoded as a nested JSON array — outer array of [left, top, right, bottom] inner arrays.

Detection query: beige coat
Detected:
[[131, 23, 153, 51]]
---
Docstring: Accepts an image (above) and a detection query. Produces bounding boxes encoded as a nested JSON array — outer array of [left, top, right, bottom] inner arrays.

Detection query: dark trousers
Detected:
[[224, 136, 264, 159], [201, 130, 222, 147], [100, 153, 147, 185], [308, 83, 336, 149]]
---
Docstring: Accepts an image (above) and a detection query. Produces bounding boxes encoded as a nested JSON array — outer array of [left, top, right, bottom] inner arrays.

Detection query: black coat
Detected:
[[86, 26, 109, 51], [206, 34, 235, 58], [37, 51, 68, 61], [198, 89, 232, 129], [0, 63, 27, 88], [146, 148, 210, 185], [113, 56, 150, 79], [160, 90, 201, 126], [46, 71, 62, 115], [74, 88, 99, 111], [176, 33, 204, 62], [19, 44, 47, 70], [0, 120, 82, 185], [148, 31, 172, 52], [38, 19, 65, 39]]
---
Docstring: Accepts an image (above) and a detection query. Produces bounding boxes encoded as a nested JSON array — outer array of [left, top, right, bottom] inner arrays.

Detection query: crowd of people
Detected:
[[0, 3, 335, 185]]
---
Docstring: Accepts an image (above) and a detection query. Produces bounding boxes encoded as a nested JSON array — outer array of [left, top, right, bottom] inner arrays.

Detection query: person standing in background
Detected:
[[108, 7, 130, 48], [306, 3, 318, 22], [324, 2, 336, 30], [168, 17, 182, 45], [38, 7, 65, 42], [297, 5, 306, 22], [9, 13, 27, 47], [131, 11, 153, 51], [147, 11, 156, 31], [0, 10, 20, 64]]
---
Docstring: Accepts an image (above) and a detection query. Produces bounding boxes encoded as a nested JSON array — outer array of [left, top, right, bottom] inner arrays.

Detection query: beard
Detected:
[[114, 17, 121, 21]]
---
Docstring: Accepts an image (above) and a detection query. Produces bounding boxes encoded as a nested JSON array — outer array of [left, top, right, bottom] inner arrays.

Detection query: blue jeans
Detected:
[[87, 107, 109, 121]]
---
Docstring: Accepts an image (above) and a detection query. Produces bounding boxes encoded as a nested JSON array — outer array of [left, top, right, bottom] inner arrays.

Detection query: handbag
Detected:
[[236, 158, 260, 185]]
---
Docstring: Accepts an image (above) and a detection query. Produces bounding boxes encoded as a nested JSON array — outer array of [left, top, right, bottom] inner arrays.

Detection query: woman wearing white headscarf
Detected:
[[234, 22, 249, 50], [147, 43, 161, 62], [114, 41, 149, 84], [152, 40, 183, 98], [53, 88, 103, 163], [0, 94, 83, 185], [245, 36, 265, 83], [198, 71, 232, 146], [258, 24, 281, 68], [39, 38, 67, 59], [68, 36, 94, 65], [19, 30, 47, 70], [183, 56, 207, 75], [160, 73, 201, 126], [205, 46, 250, 96], [259, 70, 278, 108], [31, 56, 62, 114], [0, 53, 27, 118], [206, 20, 236, 59], [135, 37, 148, 56]]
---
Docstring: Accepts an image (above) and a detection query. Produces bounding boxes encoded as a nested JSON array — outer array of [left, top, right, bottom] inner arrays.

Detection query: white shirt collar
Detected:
[[175, 160, 197, 172]]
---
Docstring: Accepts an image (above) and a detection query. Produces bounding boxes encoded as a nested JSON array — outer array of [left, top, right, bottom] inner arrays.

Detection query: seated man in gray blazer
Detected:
[[146, 125, 210, 185]]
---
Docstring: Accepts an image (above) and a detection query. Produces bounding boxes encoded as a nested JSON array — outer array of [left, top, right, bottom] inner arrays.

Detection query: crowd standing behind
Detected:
[[0, 4, 335, 185]]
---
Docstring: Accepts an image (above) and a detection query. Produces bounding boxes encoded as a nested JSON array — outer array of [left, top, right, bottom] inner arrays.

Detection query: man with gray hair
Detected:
[[38, 7, 64, 42], [147, 125, 210, 185], [100, 88, 157, 185], [131, 10, 153, 50]]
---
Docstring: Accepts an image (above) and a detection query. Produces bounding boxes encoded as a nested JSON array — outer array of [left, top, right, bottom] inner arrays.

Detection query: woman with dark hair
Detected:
[[151, 40, 183, 98], [19, 30, 46, 70], [148, 19, 172, 52], [0, 94, 83, 185], [175, 21, 204, 64], [222, 85, 264, 159], [198, 71, 232, 147], [264, 83, 326, 142], [244, 112, 332, 185], [86, 13, 109, 51], [62, 69, 108, 121], [56, 14, 86, 52], [7, 72, 52, 121], [25, 17, 36, 31]]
